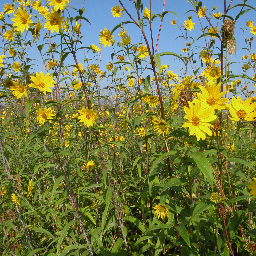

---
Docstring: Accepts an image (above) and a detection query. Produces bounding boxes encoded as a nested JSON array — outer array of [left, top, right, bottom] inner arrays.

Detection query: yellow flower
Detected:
[[242, 55, 249, 60], [4, 3, 14, 14], [144, 7, 150, 18], [137, 45, 149, 59], [11, 193, 20, 205], [170, 19, 176, 25], [10, 80, 27, 99], [251, 53, 256, 60], [0, 12, 4, 20], [212, 11, 222, 19], [153, 204, 169, 220], [153, 118, 168, 136], [197, 83, 229, 110], [4, 30, 14, 41], [201, 64, 221, 84], [228, 96, 256, 122], [247, 20, 254, 28], [33, 18, 42, 42], [143, 95, 159, 107], [111, 5, 123, 17], [210, 193, 221, 204], [1, 186, 6, 196], [78, 107, 98, 127], [90, 44, 100, 53], [44, 10, 64, 33], [136, 127, 146, 137], [85, 161, 95, 170], [250, 24, 256, 35], [198, 7, 206, 18], [65, 141, 69, 147], [125, 66, 130, 71], [182, 100, 217, 141], [48, 0, 69, 11], [73, 79, 82, 90], [29, 71, 55, 95], [36, 107, 55, 125], [73, 21, 81, 33], [184, 19, 195, 31], [99, 28, 114, 47], [248, 178, 256, 196], [182, 48, 187, 53], [13, 62, 22, 71], [11, 7, 33, 32], [207, 26, 219, 38], [27, 180, 33, 197], [118, 28, 131, 45]]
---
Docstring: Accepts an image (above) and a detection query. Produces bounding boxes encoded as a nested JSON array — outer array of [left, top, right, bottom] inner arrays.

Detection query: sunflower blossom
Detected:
[[99, 28, 114, 47], [78, 107, 99, 127], [153, 204, 169, 220], [29, 72, 55, 95], [10, 80, 27, 99], [48, 0, 69, 11], [90, 44, 100, 53], [153, 118, 168, 136], [27, 180, 33, 196], [36, 107, 55, 125], [11, 193, 20, 205], [11, 7, 33, 32], [137, 45, 149, 59], [197, 83, 229, 110], [182, 100, 217, 141], [184, 19, 195, 31], [228, 96, 256, 122], [111, 5, 123, 17], [210, 193, 221, 204], [44, 10, 64, 33], [248, 178, 256, 196], [1, 186, 6, 196], [85, 161, 95, 170], [201, 63, 221, 84]]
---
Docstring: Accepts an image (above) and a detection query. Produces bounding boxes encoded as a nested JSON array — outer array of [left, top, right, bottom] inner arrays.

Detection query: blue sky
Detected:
[[0, 0, 256, 93]]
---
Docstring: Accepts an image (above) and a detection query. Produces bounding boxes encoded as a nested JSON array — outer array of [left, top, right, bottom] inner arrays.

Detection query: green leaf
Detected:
[[32, 227, 55, 240], [123, 216, 146, 233], [228, 195, 252, 204], [191, 202, 212, 220], [228, 158, 254, 169], [111, 237, 124, 253], [134, 113, 147, 128], [235, 9, 250, 20], [246, 229, 256, 238], [60, 52, 69, 67], [161, 177, 187, 192], [59, 245, 87, 256], [27, 248, 45, 256], [191, 33, 220, 45], [102, 186, 113, 232], [154, 54, 161, 73], [157, 51, 185, 64], [230, 210, 243, 239], [110, 21, 135, 37], [190, 152, 213, 188], [176, 223, 190, 247], [25, 100, 34, 118]]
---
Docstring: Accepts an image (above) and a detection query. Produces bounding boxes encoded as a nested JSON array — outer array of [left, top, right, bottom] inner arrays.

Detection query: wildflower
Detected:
[[44, 10, 64, 33], [144, 7, 150, 18], [0, 12, 4, 20], [182, 100, 217, 141], [170, 19, 176, 25], [210, 193, 221, 203], [207, 26, 219, 38], [117, 55, 125, 61], [212, 11, 222, 19], [228, 96, 256, 122], [29, 23, 39, 42], [118, 28, 131, 45], [198, 6, 206, 18], [248, 178, 256, 196], [143, 95, 159, 107], [78, 107, 98, 127], [10, 80, 27, 99], [251, 53, 256, 60], [36, 107, 55, 125], [153, 204, 169, 220], [1, 186, 6, 196], [197, 83, 229, 110], [184, 19, 195, 31], [137, 45, 149, 59], [4, 30, 14, 41], [247, 20, 254, 28], [250, 24, 256, 35], [48, 0, 69, 11], [90, 44, 100, 53], [201, 64, 221, 84], [29, 72, 55, 95], [11, 193, 20, 205], [73, 21, 81, 33], [243, 63, 251, 70], [85, 160, 95, 170], [73, 79, 82, 90], [242, 55, 249, 60], [111, 5, 123, 17], [124, 77, 133, 87], [13, 62, 22, 71], [136, 127, 146, 137], [11, 7, 33, 32], [182, 48, 187, 53], [125, 66, 130, 71], [99, 28, 114, 47], [4, 3, 14, 14], [65, 141, 69, 147], [153, 118, 168, 136], [27, 180, 33, 196]]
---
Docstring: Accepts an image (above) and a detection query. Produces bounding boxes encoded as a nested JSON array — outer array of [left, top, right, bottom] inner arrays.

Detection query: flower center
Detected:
[[206, 97, 216, 106], [21, 16, 28, 24], [38, 82, 45, 88], [51, 18, 59, 26], [236, 109, 246, 119], [191, 116, 200, 126]]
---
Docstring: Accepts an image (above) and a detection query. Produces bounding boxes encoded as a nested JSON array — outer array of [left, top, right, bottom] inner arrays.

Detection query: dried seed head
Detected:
[[221, 19, 236, 41], [245, 241, 256, 253], [227, 38, 236, 55], [179, 87, 192, 107]]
